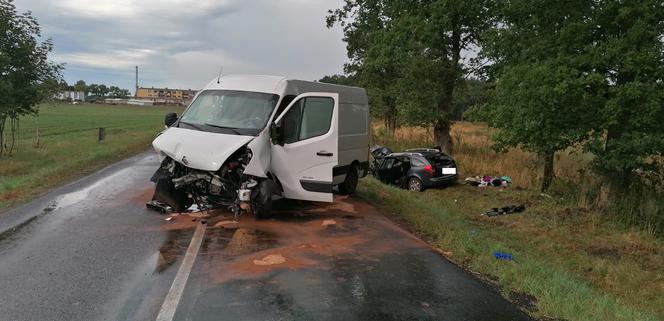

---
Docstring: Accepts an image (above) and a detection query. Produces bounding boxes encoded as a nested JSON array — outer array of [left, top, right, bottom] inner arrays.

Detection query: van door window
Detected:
[[281, 97, 334, 144], [274, 95, 296, 119]]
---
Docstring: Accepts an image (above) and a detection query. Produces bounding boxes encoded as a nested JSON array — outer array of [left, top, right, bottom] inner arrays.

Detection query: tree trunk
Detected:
[[0, 116, 5, 157], [432, 16, 461, 156], [434, 120, 453, 155], [541, 150, 555, 192], [9, 117, 16, 155]]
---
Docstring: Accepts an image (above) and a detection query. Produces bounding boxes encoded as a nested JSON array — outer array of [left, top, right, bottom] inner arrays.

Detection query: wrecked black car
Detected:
[[369, 145, 393, 176], [373, 148, 458, 192]]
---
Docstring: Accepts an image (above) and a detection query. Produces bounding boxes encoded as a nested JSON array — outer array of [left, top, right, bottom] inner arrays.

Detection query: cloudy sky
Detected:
[[15, 0, 348, 92]]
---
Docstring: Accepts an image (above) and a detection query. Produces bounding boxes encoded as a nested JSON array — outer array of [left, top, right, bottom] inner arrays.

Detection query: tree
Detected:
[[109, 85, 120, 97], [319, 74, 357, 86], [585, 0, 664, 190], [74, 80, 86, 93], [98, 84, 108, 97], [328, 0, 493, 154], [479, 0, 605, 192], [327, 1, 403, 135], [0, 0, 62, 155], [87, 84, 99, 96]]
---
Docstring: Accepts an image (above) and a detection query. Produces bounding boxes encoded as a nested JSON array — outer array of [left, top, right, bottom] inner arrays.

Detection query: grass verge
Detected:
[[357, 178, 663, 321], [0, 103, 184, 212]]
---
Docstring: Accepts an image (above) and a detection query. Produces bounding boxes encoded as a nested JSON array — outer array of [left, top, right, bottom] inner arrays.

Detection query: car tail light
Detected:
[[424, 164, 434, 174]]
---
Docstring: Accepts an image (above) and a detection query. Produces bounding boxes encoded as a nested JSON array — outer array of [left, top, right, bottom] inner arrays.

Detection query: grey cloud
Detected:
[[15, 0, 347, 90]]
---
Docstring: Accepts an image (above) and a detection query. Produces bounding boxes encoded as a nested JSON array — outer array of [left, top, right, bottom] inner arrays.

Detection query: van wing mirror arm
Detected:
[[269, 122, 284, 146]]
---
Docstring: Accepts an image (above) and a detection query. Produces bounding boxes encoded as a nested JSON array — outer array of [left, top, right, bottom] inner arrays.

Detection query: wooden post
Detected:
[[98, 127, 106, 142]]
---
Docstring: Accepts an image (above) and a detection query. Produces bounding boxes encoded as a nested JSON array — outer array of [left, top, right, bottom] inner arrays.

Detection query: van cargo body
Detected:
[[150, 75, 370, 218]]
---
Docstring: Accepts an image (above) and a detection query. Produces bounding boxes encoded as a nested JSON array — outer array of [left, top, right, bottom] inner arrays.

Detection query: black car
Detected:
[[374, 148, 458, 191]]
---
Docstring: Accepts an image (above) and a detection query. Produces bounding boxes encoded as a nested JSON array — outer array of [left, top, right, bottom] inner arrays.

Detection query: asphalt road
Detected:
[[0, 153, 532, 321]]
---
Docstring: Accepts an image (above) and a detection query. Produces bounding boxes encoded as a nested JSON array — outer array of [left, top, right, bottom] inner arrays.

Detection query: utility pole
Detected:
[[135, 66, 139, 97]]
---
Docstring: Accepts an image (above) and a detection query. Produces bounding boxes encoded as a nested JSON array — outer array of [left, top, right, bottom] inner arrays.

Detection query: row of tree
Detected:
[[53, 79, 131, 98], [325, 0, 664, 194]]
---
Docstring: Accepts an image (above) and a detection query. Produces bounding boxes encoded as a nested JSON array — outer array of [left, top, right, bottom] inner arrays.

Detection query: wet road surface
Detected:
[[0, 153, 531, 321]]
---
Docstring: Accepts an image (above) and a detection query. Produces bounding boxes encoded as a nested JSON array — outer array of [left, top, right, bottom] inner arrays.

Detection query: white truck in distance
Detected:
[[150, 74, 370, 218]]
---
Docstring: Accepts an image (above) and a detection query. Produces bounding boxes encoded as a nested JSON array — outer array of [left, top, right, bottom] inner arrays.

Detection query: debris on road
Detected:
[[493, 251, 514, 261], [465, 176, 512, 187], [253, 254, 286, 266], [482, 205, 526, 217], [322, 219, 337, 227], [146, 200, 172, 213], [214, 220, 239, 228], [165, 217, 174, 221]]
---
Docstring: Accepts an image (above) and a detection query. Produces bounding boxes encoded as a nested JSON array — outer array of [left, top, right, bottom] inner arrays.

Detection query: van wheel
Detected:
[[339, 164, 358, 195], [407, 177, 424, 192], [253, 183, 273, 219]]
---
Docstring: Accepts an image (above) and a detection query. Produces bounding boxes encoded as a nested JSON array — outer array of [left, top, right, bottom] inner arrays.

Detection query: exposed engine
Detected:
[[150, 146, 269, 217]]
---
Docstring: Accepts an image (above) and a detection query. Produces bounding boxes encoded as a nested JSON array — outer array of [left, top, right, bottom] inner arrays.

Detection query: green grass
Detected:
[[357, 178, 663, 321], [0, 102, 184, 211]]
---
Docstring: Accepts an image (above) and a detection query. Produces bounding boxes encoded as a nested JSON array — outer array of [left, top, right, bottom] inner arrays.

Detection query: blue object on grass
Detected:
[[493, 251, 513, 261]]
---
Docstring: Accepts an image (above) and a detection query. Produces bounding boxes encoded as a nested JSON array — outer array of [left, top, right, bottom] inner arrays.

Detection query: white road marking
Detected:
[[155, 222, 207, 321]]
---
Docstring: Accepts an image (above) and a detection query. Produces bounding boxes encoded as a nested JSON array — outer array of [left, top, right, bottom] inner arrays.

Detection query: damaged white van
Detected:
[[149, 75, 370, 218]]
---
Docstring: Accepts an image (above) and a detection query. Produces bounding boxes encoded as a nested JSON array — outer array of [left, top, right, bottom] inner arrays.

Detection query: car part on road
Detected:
[[146, 200, 172, 214]]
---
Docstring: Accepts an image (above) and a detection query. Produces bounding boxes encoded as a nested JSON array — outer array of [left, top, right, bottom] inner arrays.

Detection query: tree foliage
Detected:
[[327, 0, 492, 153], [480, 0, 664, 191], [0, 0, 62, 155], [584, 0, 664, 177]]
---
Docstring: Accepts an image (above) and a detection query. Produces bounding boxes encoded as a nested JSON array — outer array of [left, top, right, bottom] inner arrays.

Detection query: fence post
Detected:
[[98, 127, 105, 142]]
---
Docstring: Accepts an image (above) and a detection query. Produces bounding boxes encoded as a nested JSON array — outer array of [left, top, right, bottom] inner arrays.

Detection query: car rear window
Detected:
[[411, 157, 426, 167], [425, 154, 454, 167]]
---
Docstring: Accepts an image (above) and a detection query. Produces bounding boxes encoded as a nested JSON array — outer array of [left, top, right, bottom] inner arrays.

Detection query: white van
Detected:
[[150, 75, 370, 218]]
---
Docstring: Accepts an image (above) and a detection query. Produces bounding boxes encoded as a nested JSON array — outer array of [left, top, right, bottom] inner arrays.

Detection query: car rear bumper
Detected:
[[424, 174, 458, 187]]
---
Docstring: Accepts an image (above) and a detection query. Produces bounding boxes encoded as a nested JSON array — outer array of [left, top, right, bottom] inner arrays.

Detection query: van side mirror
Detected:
[[164, 113, 178, 127], [269, 122, 284, 146]]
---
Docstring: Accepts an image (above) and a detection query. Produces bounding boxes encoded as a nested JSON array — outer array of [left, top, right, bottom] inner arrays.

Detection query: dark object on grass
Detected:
[[374, 149, 458, 192], [493, 251, 514, 261], [483, 204, 526, 217]]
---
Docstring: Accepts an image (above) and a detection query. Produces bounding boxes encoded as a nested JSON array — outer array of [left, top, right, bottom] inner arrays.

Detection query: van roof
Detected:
[[204, 74, 288, 94], [201, 74, 368, 104]]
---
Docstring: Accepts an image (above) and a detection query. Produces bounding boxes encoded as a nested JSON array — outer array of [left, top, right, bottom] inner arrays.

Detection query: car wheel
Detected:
[[407, 177, 423, 192], [338, 164, 359, 195]]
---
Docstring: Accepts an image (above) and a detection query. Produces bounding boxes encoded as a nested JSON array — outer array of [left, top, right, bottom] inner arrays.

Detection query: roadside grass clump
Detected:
[[357, 178, 663, 321], [0, 102, 184, 211]]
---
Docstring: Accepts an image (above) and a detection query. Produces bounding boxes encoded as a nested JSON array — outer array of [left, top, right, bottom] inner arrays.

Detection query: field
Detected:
[[0, 102, 184, 211], [364, 122, 664, 321]]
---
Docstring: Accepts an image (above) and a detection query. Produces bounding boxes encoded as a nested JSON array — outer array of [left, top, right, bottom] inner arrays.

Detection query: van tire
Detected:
[[338, 164, 358, 195], [253, 181, 274, 219]]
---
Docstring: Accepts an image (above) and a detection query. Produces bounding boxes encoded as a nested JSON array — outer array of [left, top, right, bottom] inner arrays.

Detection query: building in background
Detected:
[[135, 87, 197, 105], [55, 91, 85, 102]]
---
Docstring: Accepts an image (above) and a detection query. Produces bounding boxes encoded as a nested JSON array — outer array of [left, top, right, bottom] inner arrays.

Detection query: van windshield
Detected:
[[178, 90, 279, 136]]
